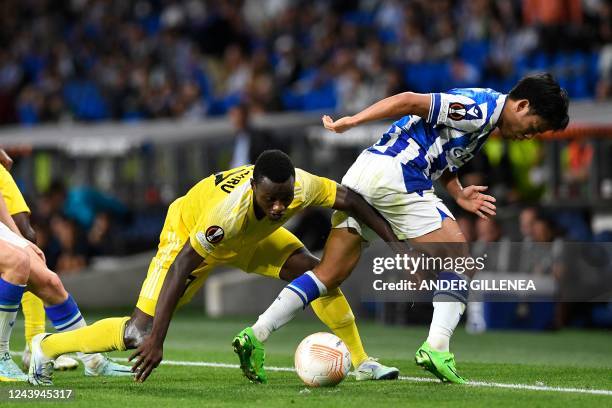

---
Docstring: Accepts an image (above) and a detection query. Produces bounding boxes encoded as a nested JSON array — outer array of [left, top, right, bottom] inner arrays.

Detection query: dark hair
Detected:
[[508, 73, 569, 131], [253, 150, 295, 184]]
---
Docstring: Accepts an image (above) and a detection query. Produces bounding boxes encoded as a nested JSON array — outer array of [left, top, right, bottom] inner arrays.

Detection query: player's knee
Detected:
[[315, 266, 350, 291], [123, 317, 151, 349], [3, 247, 30, 284]]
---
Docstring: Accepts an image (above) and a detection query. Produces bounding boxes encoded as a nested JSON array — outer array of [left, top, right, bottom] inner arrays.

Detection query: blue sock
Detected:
[[45, 295, 102, 365], [45, 294, 84, 332], [434, 271, 469, 304], [0, 277, 26, 311], [287, 271, 327, 308], [0, 277, 26, 353]]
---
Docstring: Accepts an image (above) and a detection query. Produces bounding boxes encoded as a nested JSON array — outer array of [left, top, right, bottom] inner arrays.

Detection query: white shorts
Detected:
[[0, 221, 30, 249], [332, 151, 455, 241]]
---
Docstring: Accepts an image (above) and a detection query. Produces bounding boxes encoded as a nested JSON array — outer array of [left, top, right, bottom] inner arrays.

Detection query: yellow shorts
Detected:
[[136, 201, 304, 316], [0, 165, 30, 215]]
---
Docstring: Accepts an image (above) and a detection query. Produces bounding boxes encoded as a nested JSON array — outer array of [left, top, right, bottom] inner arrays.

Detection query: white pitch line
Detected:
[[109, 357, 612, 396], [465, 380, 612, 396], [12, 351, 612, 396]]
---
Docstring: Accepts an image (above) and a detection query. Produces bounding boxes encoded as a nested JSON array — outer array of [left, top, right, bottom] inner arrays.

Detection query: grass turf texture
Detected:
[[2, 310, 611, 407]]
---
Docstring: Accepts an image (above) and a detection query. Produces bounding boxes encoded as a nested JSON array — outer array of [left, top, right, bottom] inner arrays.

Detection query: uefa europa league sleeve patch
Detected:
[[205, 225, 225, 244], [447, 102, 483, 121], [448, 102, 467, 120]]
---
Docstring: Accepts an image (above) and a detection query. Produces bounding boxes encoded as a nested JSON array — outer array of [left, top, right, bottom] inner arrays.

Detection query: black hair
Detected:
[[253, 150, 295, 184], [508, 73, 570, 131]]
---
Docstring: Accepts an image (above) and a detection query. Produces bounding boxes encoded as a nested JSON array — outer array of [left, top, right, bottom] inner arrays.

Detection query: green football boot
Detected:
[[415, 341, 466, 384], [232, 327, 267, 384]]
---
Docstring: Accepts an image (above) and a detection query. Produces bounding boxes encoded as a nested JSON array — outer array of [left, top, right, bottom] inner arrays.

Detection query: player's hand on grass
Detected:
[[129, 335, 164, 382], [322, 115, 356, 133], [456, 185, 496, 219], [0, 148, 13, 170]]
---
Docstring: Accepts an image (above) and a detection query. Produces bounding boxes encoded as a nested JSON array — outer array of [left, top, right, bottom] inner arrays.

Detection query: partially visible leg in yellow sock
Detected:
[[41, 317, 129, 359], [311, 288, 369, 368], [21, 291, 45, 347]]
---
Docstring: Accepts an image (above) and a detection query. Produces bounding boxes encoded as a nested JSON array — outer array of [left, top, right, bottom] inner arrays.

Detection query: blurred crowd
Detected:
[[0, 0, 611, 126], [25, 180, 131, 274]]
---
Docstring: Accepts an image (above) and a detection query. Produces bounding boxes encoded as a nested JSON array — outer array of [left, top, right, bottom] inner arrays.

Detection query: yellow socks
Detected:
[[311, 288, 368, 368], [21, 291, 45, 347], [41, 317, 129, 359]]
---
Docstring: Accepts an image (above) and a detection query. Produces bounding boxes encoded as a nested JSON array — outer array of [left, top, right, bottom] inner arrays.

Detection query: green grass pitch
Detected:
[[2, 310, 611, 407]]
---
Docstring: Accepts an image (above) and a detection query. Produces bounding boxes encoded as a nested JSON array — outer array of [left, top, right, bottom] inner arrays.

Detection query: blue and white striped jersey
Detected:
[[366, 88, 507, 193]]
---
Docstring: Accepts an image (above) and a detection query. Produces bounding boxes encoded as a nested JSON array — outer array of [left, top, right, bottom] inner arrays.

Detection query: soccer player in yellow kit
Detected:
[[29, 150, 400, 385], [0, 151, 78, 372]]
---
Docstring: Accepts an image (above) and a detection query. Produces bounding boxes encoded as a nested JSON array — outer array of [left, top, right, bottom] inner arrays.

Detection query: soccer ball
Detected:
[[294, 332, 351, 387]]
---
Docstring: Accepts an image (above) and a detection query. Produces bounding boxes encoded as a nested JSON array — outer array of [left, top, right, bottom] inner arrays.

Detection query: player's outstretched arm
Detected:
[[130, 241, 204, 382], [332, 184, 398, 242], [322, 92, 431, 133]]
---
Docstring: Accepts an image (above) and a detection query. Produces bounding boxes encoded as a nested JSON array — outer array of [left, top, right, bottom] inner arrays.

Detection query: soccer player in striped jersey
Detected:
[[239, 73, 569, 383]]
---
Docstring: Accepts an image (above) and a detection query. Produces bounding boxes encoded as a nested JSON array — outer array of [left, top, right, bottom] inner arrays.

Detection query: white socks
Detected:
[[252, 271, 327, 342], [0, 279, 25, 354], [0, 309, 18, 354], [426, 298, 466, 352], [252, 287, 302, 342]]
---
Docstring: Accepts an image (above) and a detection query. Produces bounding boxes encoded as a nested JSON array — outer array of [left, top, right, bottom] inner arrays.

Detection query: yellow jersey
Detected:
[[180, 165, 336, 262], [0, 165, 30, 215], [138, 165, 337, 315]]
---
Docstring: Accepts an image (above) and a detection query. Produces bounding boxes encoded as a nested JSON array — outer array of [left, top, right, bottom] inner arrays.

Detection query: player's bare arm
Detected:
[[0, 148, 13, 170], [322, 92, 431, 133], [332, 184, 398, 242], [130, 241, 204, 382], [437, 170, 497, 220], [11, 212, 36, 242]]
